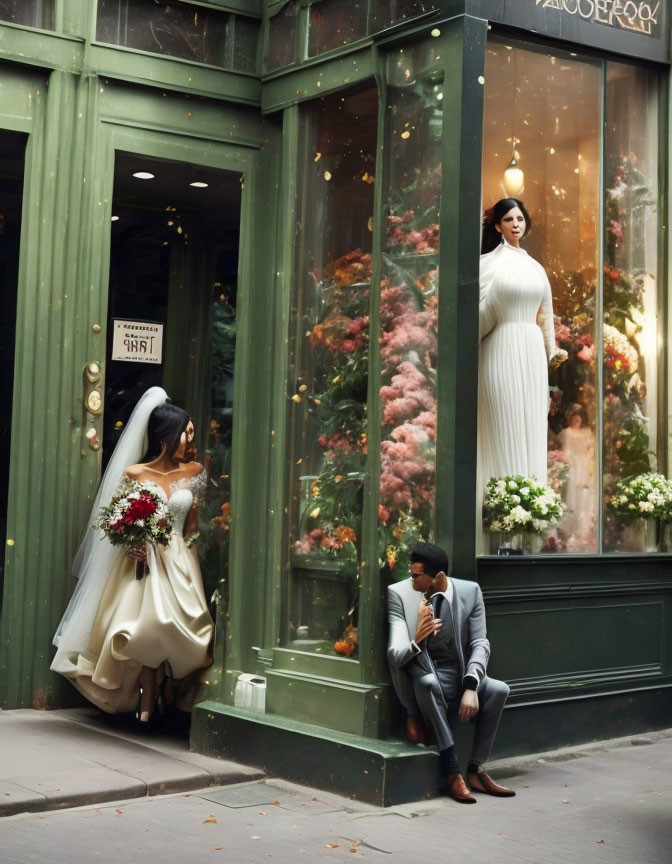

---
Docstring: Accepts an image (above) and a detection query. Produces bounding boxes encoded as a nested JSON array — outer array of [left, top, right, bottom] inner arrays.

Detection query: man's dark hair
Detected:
[[410, 542, 449, 578]]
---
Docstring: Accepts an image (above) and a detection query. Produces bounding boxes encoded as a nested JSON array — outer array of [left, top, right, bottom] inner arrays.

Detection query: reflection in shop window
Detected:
[[603, 63, 660, 553], [481, 39, 662, 555], [96, 0, 258, 72], [0, 0, 53, 28], [379, 43, 442, 580], [308, 0, 368, 56], [287, 85, 378, 656], [265, 3, 297, 70]]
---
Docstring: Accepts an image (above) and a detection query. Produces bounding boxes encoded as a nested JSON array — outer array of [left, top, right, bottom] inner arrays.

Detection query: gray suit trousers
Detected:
[[413, 665, 509, 762]]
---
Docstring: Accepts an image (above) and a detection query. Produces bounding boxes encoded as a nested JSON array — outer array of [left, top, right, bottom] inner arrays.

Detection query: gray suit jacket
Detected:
[[387, 577, 491, 714]]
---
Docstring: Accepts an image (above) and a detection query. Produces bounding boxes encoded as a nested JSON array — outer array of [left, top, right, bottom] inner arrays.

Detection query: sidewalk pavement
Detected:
[[1, 717, 671, 864], [0, 708, 262, 816]]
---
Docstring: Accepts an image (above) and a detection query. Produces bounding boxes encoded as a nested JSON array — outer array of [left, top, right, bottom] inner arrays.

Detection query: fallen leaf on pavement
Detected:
[[258, 811, 267, 816], [251, 835, 260, 840], [562, 800, 571, 804], [272, 800, 281, 805], [202, 816, 218, 824], [325, 844, 340, 849], [597, 840, 605, 845], [115, 809, 124, 815], [349, 849, 358, 854], [521, 784, 530, 788]]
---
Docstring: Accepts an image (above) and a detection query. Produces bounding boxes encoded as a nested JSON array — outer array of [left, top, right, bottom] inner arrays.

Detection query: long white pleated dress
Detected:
[[477, 240, 561, 536]]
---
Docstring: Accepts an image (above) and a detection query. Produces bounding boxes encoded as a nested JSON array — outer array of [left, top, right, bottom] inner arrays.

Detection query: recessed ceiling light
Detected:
[[111, 215, 120, 222], [190, 181, 208, 188], [132, 171, 155, 180]]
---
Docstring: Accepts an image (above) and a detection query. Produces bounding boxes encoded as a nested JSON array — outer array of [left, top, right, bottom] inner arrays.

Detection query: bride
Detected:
[[51, 387, 214, 722]]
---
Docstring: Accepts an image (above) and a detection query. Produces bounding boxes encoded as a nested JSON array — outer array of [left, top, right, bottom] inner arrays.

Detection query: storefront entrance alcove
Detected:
[[0, 129, 26, 606], [103, 151, 241, 606]]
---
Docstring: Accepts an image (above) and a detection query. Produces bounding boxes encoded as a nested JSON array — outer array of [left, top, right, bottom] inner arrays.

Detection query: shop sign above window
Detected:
[[535, 0, 660, 37], [466, 0, 669, 63]]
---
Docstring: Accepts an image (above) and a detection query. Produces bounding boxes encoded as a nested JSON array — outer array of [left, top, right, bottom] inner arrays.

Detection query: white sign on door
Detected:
[[111, 319, 164, 364]]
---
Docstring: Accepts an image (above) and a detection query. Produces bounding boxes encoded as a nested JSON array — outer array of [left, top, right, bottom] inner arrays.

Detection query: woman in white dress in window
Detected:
[[477, 199, 567, 535], [51, 388, 214, 723]]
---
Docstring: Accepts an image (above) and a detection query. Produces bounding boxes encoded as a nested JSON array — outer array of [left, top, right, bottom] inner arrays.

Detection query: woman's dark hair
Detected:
[[142, 402, 191, 462], [410, 542, 449, 578], [481, 198, 532, 254]]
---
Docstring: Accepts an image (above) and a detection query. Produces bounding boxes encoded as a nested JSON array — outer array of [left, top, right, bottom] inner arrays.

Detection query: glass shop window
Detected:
[[96, 0, 259, 72], [265, 3, 297, 71], [379, 42, 443, 579], [0, 0, 54, 28], [307, 0, 368, 57], [286, 84, 378, 656], [602, 63, 660, 553], [370, 0, 438, 30], [480, 38, 662, 556]]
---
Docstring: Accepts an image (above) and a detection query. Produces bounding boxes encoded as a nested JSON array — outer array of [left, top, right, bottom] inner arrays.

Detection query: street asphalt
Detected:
[[1, 709, 671, 863]]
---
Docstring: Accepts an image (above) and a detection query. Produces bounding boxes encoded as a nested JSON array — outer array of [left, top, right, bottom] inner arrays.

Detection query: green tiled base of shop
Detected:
[[191, 701, 444, 807]]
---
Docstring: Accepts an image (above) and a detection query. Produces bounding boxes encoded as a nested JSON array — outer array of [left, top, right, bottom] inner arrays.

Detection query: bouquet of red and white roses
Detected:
[[94, 480, 173, 577]]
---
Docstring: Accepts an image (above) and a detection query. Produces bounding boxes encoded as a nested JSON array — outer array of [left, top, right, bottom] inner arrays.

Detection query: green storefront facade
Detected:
[[1, 1, 671, 806]]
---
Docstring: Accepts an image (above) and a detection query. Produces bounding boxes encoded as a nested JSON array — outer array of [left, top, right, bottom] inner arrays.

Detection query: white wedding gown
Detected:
[[477, 240, 561, 536], [51, 472, 214, 713]]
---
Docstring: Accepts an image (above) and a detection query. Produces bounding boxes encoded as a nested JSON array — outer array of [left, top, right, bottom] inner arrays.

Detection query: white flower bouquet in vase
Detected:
[[608, 472, 672, 552], [483, 475, 566, 555]]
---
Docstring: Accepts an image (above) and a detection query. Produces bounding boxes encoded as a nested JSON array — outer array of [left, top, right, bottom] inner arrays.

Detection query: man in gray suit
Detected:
[[387, 542, 515, 803]]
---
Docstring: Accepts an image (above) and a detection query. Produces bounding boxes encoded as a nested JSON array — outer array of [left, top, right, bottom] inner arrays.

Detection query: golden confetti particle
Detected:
[[310, 507, 320, 518], [313, 398, 321, 405], [478, 75, 485, 85], [323, 170, 332, 181], [367, 217, 373, 231], [291, 394, 301, 403], [177, 226, 183, 234], [431, 28, 441, 37], [314, 152, 322, 162], [401, 131, 411, 139], [6, 539, 14, 546], [186, 112, 193, 118]]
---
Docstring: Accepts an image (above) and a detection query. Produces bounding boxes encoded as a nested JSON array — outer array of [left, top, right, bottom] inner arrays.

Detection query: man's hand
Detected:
[[414, 600, 441, 644], [458, 689, 479, 722]]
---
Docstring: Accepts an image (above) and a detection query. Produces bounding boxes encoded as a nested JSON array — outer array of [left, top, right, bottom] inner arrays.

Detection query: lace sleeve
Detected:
[[479, 250, 498, 341], [170, 468, 208, 498], [537, 264, 561, 362]]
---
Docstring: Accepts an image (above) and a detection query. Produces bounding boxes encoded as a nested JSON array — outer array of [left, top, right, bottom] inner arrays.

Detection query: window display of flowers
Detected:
[[387, 206, 439, 255], [547, 449, 570, 495], [483, 476, 566, 535], [608, 472, 672, 521]]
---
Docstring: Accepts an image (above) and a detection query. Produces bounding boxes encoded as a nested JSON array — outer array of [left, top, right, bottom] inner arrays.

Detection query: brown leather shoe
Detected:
[[405, 713, 429, 746], [467, 769, 516, 797], [446, 773, 477, 804]]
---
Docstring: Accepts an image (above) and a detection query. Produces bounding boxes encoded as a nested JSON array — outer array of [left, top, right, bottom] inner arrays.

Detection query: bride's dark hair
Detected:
[[481, 198, 532, 254], [142, 403, 191, 462]]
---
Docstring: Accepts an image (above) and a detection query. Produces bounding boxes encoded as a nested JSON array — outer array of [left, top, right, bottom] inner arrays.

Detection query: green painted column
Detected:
[[0, 70, 105, 708], [435, 15, 487, 581]]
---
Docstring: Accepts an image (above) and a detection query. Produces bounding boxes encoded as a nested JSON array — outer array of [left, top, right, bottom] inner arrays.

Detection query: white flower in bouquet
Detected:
[[483, 474, 565, 535], [609, 472, 672, 522]]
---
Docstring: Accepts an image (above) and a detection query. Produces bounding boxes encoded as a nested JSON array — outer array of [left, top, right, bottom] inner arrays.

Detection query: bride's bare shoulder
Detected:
[[185, 460, 204, 476], [124, 464, 144, 479]]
